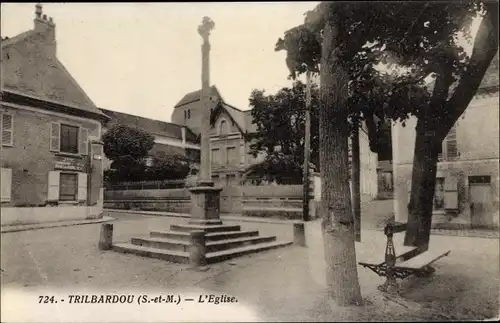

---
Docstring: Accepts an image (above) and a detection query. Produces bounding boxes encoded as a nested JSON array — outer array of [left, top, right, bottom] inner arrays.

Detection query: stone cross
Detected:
[[198, 16, 215, 43], [197, 17, 215, 185]]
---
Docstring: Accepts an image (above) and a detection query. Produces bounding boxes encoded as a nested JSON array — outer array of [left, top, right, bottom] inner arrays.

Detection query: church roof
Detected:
[[100, 108, 198, 143], [174, 86, 222, 108]]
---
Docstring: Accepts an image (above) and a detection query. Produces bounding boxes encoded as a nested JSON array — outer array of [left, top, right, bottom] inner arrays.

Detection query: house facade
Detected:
[[392, 53, 499, 229], [1, 5, 108, 226]]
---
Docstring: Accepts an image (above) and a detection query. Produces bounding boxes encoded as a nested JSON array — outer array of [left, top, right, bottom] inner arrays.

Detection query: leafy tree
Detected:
[[110, 155, 147, 182], [103, 124, 155, 182], [246, 80, 320, 173], [275, 0, 498, 305], [146, 152, 191, 180], [103, 124, 155, 161], [244, 153, 305, 184]]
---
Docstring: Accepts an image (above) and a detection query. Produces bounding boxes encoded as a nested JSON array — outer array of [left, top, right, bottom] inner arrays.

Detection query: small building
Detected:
[[392, 53, 499, 229], [100, 109, 200, 171], [1, 5, 109, 226]]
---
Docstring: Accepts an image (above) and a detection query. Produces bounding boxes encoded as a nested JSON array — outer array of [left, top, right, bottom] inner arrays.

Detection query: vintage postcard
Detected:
[[1, 2, 499, 322]]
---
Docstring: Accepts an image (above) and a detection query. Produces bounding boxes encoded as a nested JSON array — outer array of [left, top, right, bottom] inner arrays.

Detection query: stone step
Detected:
[[207, 235, 277, 253], [170, 223, 241, 233], [150, 230, 260, 242], [112, 243, 189, 264], [130, 235, 278, 253], [206, 241, 293, 264], [131, 237, 189, 252], [188, 219, 223, 226]]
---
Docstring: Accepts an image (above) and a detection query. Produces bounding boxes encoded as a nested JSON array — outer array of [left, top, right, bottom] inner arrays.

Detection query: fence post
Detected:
[[189, 230, 208, 269], [98, 223, 113, 250], [293, 222, 306, 247]]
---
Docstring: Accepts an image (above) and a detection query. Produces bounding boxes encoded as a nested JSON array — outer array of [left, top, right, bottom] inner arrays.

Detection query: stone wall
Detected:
[[103, 184, 312, 220]]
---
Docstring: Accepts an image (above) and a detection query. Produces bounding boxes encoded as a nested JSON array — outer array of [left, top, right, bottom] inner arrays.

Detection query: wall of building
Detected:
[[358, 128, 379, 199], [210, 110, 249, 185], [171, 100, 204, 135], [0, 104, 104, 225], [392, 94, 500, 228]]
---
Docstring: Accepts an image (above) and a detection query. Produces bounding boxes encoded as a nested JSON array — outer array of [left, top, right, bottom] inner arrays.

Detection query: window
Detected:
[[187, 109, 191, 119], [469, 175, 491, 184], [434, 177, 445, 210], [60, 124, 79, 154], [225, 174, 236, 186], [52, 123, 84, 154], [219, 120, 228, 136], [211, 148, 220, 166], [1, 113, 14, 146], [226, 146, 237, 165], [240, 144, 245, 164], [59, 173, 78, 201]]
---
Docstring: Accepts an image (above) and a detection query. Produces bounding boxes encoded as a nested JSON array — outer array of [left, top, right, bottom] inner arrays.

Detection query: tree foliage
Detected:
[[103, 124, 192, 182], [148, 152, 190, 180], [277, 1, 498, 247], [245, 80, 320, 176], [276, 1, 480, 129], [103, 124, 155, 161], [244, 153, 306, 185]]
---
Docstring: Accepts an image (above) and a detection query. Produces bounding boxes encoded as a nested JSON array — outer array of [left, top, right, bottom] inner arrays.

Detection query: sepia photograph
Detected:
[[0, 2, 499, 322]]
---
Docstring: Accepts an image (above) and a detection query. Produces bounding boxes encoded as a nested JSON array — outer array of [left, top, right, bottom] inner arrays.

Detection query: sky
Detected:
[[1, 2, 319, 123], [1, 3, 482, 124]]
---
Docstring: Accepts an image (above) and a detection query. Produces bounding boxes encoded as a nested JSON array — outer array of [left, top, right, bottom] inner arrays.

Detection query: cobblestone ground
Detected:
[[1, 213, 499, 322]]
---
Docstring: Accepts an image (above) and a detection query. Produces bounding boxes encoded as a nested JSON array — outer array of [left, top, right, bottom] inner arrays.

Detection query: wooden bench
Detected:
[[358, 222, 451, 293]]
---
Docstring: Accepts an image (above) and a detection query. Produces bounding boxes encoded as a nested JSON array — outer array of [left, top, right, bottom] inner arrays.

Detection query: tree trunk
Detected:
[[404, 121, 442, 248], [319, 16, 363, 306], [351, 125, 361, 242]]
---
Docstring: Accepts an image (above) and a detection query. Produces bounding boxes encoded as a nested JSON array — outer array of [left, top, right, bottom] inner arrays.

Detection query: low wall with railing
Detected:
[[104, 182, 316, 220], [103, 173, 376, 220]]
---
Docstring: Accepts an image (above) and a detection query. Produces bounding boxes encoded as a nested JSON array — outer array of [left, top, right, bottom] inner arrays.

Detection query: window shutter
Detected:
[[1, 168, 12, 202], [50, 122, 60, 152], [47, 171, 60, 201], [240, 144, 245, 165], [1, 114, 14, 146], [445, 126, 458, 160], [79, 128, 89, 155], [77, 173, 88, 201]]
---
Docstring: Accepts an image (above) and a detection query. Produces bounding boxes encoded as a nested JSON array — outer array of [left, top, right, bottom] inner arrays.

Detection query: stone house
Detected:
[[392, 53, 499, 229], [1, 5, 108, 226]]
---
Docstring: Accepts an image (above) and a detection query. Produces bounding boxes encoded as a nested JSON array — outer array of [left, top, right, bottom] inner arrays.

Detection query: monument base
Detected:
[[188, 185, 223, 223]]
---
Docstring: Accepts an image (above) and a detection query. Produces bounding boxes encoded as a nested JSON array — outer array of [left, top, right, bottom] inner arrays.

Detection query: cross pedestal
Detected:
[[188, 185, 223, 226]]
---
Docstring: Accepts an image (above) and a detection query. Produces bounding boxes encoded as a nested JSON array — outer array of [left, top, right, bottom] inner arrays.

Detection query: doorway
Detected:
[[469, 176, 493, 229]]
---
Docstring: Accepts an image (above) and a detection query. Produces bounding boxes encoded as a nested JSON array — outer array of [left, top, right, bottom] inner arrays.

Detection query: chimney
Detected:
[[33, 4, 56, 44], [181, 127, 187, 146]]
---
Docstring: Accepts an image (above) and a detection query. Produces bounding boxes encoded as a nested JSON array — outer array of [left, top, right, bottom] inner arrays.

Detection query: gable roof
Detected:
[[1, 24, 102, 116], [100, 108, 198, 143], [174, 85, 222, 108], [210, 101, 246, 133], [175, 86, 258, 137], [478, 52, 499, 92]]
